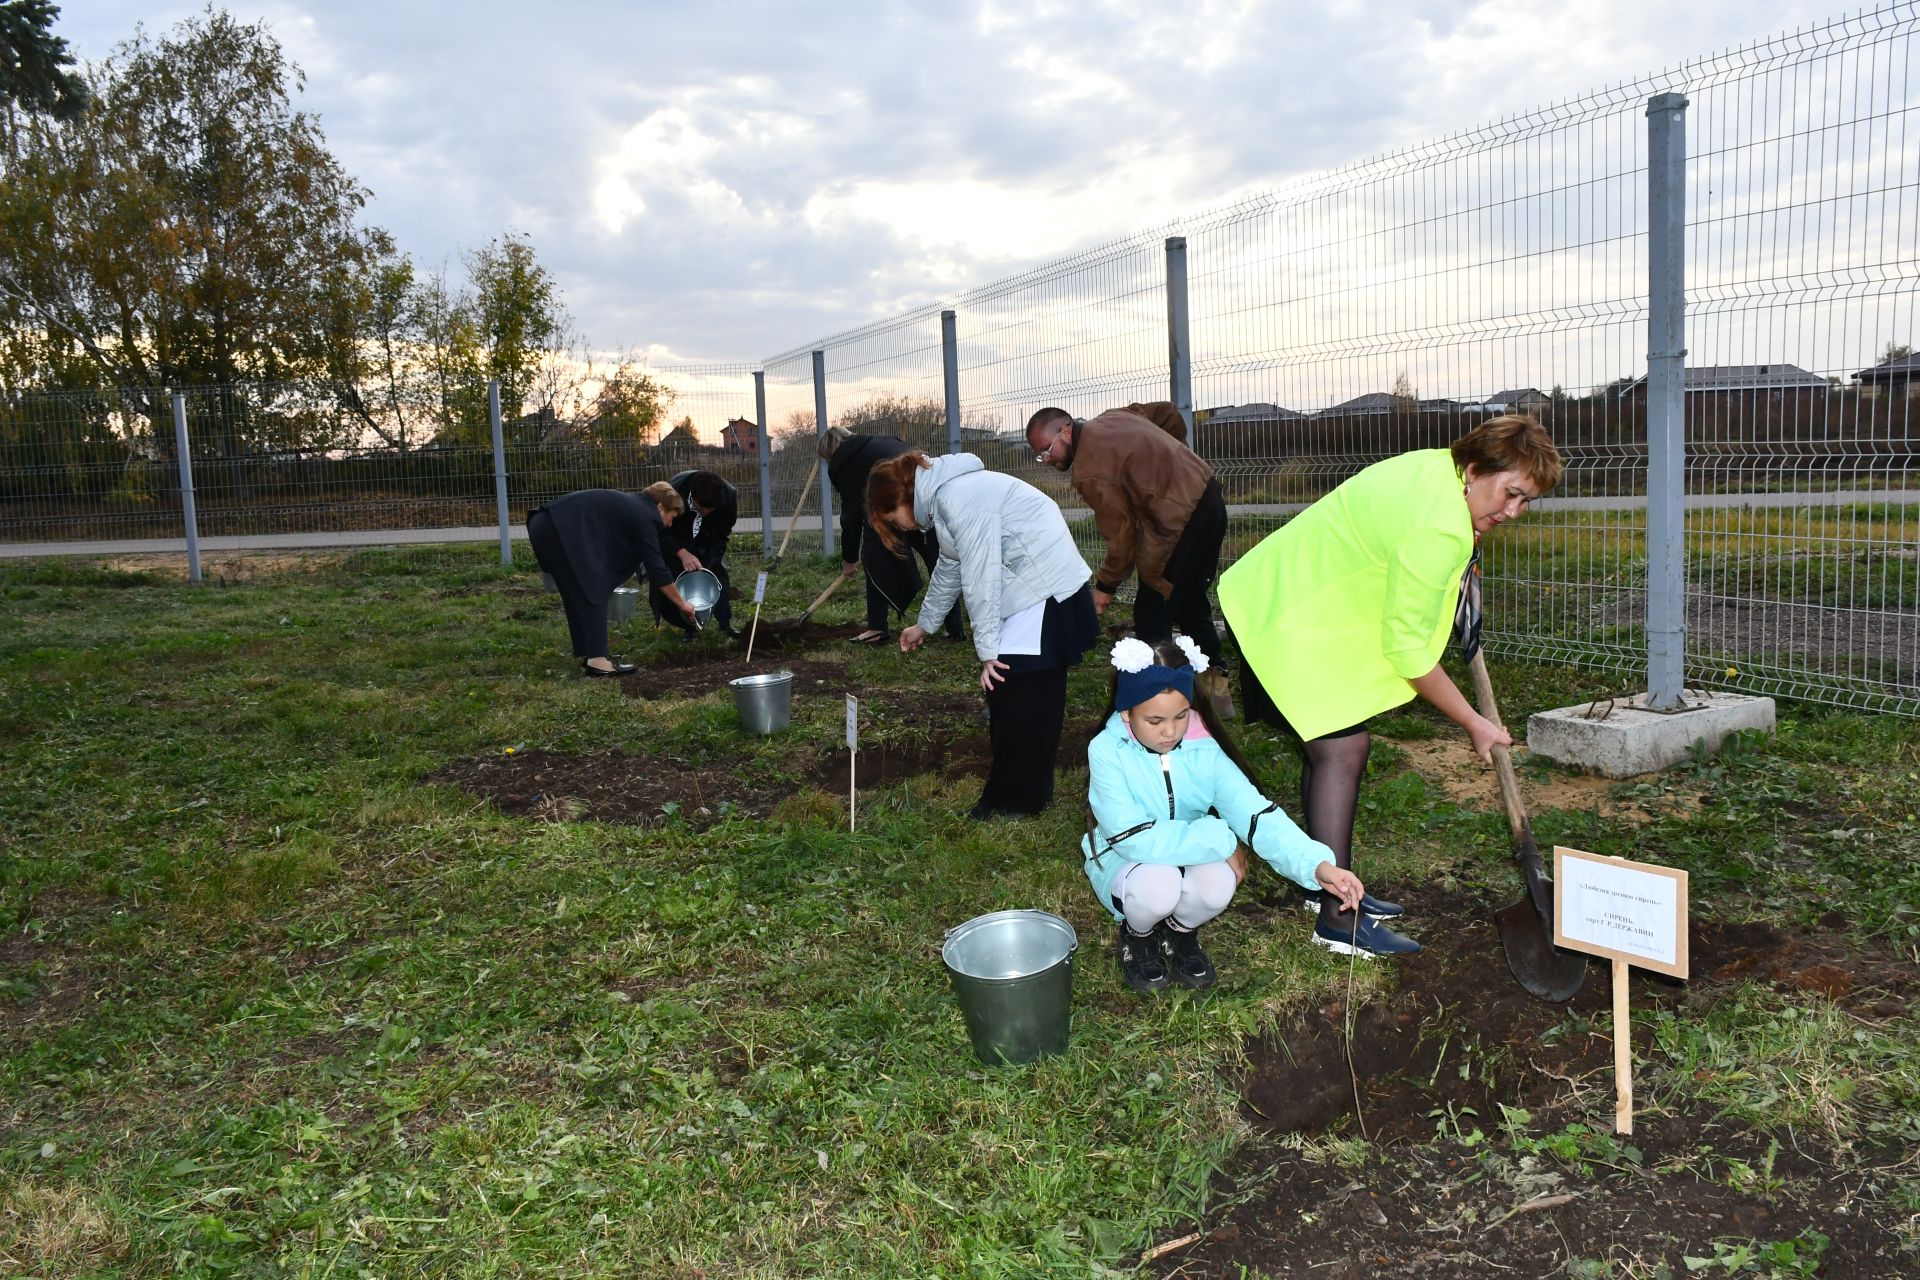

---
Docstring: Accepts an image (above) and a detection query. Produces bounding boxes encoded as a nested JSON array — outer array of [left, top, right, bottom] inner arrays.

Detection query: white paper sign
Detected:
[[845, 695, 858, 750], [1553, 847, 1689, 979], [753, 571, 767, 604]]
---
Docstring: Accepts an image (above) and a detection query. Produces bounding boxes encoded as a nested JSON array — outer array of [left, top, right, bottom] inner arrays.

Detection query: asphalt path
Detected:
[[3, 489, 1914, 559]]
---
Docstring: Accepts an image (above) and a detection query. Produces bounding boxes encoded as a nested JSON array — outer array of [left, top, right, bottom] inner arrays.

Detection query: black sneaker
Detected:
[[1116, 922, 1170, 994], [1163, 926, 1218, 989]]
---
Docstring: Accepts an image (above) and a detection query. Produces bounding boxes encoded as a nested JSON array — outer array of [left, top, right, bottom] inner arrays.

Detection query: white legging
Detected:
[[1116, 861, 1237, 935]]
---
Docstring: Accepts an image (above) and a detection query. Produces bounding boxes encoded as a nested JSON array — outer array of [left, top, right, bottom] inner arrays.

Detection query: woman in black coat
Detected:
[[527, 482, 697, 676], [821, 427, 964, 644]]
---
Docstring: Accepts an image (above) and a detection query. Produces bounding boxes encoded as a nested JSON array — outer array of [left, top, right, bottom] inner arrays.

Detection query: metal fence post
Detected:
[[754, 369, 773, 555], [488, 380, 512, 567], [941, 309, 962, 455], [1645, 93, 1689, 709], [812, 349, 835, 556], [170, 392, 202, 585], [1165, 236, 1194, 441]]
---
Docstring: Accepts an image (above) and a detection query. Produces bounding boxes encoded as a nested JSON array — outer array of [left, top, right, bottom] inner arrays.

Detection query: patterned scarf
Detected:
[[1453, 543, 1483, 663]]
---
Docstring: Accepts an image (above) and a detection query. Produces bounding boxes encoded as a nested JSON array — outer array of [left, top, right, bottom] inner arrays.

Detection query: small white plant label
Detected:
[[754, 572, 767, 604], [1553, 847, 1689, 978], [845, 695, 858, 750]]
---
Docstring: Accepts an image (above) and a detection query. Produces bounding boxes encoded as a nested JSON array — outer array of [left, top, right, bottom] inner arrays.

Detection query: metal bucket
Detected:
[[941, 910, 1078, 1065], [730, 670, 792, 734], [676, 569, 722, 628], [609, 586, 639, 622]]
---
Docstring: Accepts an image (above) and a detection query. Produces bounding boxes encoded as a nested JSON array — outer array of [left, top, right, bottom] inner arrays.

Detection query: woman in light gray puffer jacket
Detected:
[[868, 451, 1098, 818]]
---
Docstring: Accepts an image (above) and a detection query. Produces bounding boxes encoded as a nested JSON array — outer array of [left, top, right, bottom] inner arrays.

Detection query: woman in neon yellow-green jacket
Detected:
[[1216, 415, 1562, 955]]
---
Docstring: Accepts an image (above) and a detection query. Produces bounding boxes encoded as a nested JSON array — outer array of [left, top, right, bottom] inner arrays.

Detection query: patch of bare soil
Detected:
[[1151, 887, 1914, 1279], [94, 551, 343, 582], [1385, 734, 1706, 825], [426, 748, 797, 829], [618, 657, 850, 701]]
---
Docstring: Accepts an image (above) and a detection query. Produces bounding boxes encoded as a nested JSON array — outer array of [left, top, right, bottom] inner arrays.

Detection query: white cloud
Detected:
[[56, 0, 1836, 365]]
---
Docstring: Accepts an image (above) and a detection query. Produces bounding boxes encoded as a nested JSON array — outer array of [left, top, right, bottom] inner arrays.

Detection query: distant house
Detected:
[[1417, 398, 1479, 416], [656, 423, 701, 451], [1617, 364, 1831, 399], [1483, 388, 1551, 414], [1854, 352, 1920, 397], [720, 417, 760, 453], [1317, 391, 1399, 417], [1202, 402, 1308, 426]]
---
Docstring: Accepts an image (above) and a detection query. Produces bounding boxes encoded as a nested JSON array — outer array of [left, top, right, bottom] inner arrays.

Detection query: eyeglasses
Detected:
[[1033, 434, 1064, 465]]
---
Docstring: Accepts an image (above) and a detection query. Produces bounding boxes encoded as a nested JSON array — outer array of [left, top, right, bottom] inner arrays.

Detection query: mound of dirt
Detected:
[[1153, 890, 1914, 1278], [1384, 734, 1707, 824]]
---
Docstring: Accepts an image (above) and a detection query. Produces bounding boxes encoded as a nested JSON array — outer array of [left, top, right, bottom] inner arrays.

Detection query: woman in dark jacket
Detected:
[[527, 482, 697, 677], [660, 469, 740, 639], [821, 426, 964, 644]]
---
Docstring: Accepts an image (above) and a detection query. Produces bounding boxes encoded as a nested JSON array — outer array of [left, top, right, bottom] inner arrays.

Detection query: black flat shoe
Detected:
[[583, 659, 636, 678]]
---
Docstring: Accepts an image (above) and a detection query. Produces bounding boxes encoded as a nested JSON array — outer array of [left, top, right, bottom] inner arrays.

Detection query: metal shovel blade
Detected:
[[1494, 832, 1589, 1002], [764, 573, 848, 635], [1468, 651, 1588, 1003]]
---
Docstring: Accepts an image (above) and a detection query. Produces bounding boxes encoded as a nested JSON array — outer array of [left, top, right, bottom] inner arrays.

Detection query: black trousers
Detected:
[[528, 508, 611, 659], [1132, 479, 1227, 664], [862, 529, 963, 637], [981, 664, 1069, 815]]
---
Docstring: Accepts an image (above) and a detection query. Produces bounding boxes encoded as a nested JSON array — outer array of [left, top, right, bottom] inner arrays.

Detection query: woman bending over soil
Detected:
[[527, 482, 697, 677], [1084, 637, 1375, 992], [867, 450, 1096, 819]]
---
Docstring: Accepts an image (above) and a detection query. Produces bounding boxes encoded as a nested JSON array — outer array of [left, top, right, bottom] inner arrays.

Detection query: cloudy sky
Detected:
[[61, 0, 1832, 367]]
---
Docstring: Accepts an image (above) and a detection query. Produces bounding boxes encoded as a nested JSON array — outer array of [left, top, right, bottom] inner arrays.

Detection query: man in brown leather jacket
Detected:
[[1026, 402, 1232, 711]]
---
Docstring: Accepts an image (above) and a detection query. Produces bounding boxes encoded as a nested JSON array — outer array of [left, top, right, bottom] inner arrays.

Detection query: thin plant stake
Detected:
[[1344, 909, 1369, 1142], [1613, 957, 1632, 1135], [845, 695, 858, 831], [746, 571, 767, 662]]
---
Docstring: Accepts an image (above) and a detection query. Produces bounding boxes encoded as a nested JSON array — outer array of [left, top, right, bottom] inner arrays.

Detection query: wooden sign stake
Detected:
[[846, 694, 859, 832], [1551, 846, 1690, 1137], [746, 572, 767, 662], [1612, 958, 1633, 1134]]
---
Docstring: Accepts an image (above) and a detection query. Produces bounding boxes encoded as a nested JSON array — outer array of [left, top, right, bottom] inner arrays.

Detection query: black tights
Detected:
[[1295, 726, 1369, 887], [1232, 626, 1370, 924]]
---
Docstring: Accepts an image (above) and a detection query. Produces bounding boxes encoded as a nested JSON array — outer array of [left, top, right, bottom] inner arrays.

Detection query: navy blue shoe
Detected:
[[1300, 889, 1404, 920], [1312, 915, 1421, 957]]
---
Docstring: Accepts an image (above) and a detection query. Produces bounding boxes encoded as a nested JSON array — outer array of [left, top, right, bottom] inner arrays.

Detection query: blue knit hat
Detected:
[[1111, 636, 1209, 712]]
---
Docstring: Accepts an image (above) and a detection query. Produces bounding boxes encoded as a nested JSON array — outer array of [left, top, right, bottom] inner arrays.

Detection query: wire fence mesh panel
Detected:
[[1675, 11, 1920, 713], [0, 389, 178, 542], [502, 361, 761, 522], [945, 230, 1176, 579], [1183, 80, 1661, 685], [759, 350, 827, 553], [163, 383, 501, 536]]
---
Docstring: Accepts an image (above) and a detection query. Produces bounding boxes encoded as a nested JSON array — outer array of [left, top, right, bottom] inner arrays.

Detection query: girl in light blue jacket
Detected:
[[1085, 637, 1374, 993]]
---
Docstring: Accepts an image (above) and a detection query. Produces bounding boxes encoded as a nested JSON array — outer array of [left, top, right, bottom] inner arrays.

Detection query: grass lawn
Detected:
[[2, 545, 1917, 1278]]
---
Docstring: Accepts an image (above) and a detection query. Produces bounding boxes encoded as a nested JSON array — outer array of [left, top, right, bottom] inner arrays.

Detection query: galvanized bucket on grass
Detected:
[[941, 910, 1078, 1065], [730, 670, 793, 734], [610, 586, 640, 622]]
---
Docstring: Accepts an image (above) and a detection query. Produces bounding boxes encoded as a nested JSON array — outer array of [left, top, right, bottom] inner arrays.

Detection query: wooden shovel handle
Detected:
[[1467, 651, 1531, 848], [799, 573, 846, 618], [772, 476, 817, 561]]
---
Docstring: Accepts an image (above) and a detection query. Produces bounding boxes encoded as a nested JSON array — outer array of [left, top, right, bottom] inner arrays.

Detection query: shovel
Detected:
[[762, 572, 849, 635], [768, 478, 818, 566], [1468, 651, 1589, 1003]]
